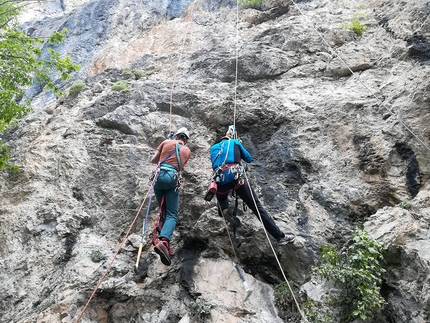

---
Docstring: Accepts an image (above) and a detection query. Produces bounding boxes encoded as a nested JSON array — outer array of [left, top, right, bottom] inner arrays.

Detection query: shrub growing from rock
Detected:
[[68, 82, 85, 98], [238, 0, 267, 9], [111, 80, 129, 91], [310, 230, 386, 322]]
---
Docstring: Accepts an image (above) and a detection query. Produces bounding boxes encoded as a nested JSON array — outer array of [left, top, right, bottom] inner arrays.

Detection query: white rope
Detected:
[[168, 1, 196, 133], [243, 171, 308, 322], [230, 2, 306, 320], [233, 0, 240, 136], [290, 0, 430, 154]]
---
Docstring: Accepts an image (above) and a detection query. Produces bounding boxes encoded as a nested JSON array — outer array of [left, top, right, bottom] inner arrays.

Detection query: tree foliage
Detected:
[[0, 0, 80, 171]]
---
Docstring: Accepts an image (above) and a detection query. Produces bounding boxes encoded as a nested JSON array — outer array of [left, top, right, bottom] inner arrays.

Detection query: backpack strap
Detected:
[[221, 139, 231, 168], [159, 148, 176, 165], [175, 140, 183, 172]]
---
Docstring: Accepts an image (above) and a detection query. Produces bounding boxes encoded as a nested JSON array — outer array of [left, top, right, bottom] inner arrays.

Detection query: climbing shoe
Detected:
[[154, 239, 172, 266], [222, 209, 241, 228], [277, 234, 295, 246], [161, 238, 175, 257]]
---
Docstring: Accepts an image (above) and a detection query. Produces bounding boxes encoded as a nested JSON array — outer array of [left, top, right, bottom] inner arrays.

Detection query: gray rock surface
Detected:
[[1, 0, 430, 322]]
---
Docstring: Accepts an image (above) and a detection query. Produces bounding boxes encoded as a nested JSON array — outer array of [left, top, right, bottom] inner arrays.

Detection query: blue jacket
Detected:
[[210, 138, 252, 169]]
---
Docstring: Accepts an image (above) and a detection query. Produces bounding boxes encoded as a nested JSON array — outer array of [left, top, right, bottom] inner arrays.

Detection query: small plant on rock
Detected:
[[68, 82, 85, 98], [304, 299, 335, 323], [189, 299, 212, 322], [238, 0, 267, 9], [133, 69, 145, 79], [274, 282, 302, 321], [91, 250, 105, 262], [111, 80, 129, 91], [341, 12, 367, 36], [122, 68, 133, 76], [274, 281, 292, 311], [398, 201, 412, 210]]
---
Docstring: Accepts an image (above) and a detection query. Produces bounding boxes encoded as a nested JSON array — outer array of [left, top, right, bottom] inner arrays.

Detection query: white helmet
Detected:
[[175, 127, 190, 139], [225, 125, 236, 138]]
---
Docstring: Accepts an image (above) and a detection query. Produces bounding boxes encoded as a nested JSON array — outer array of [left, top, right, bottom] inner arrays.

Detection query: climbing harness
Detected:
[[205, 163, 245, 200]]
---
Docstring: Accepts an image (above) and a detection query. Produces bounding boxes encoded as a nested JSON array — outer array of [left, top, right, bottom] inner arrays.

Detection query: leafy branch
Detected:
[[0, 1, 80, 170]]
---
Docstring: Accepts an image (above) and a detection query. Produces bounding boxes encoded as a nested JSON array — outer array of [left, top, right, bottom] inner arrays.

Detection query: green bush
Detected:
[[304, 300, 335, 323], [68, 82, 85, 98], [349, 18, 366, 35], [311, 229, 386, 322], [274, 282, 303, 321], [91, 250, 105, 262], [111, 80, 129, 91], [122, 68, 133, 76], [133, 70, 145, 79], [341, 12, 367, 36], [274, 281, 292, 311], [398, 201, 412, 209], [238, 0, 267, 9]]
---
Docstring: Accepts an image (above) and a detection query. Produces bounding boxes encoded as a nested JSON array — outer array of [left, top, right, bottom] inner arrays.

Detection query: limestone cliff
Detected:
[[1, 0, 430, 322]]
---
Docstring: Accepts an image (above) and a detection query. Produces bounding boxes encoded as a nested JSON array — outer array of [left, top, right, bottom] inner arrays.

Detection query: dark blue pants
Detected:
[[216, 179, 284, 240]]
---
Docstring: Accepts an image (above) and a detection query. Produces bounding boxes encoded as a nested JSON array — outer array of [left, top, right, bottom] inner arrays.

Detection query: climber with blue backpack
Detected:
[[150, 127, 191, 265], [208, 125, 295, 246]]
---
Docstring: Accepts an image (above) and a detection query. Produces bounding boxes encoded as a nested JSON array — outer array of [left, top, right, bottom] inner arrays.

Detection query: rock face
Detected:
[[1, 0, 430, 322]]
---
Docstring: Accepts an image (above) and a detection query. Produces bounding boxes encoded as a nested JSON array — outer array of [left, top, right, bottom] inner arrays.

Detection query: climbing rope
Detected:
[[232, 0, 240, 134], [74, 176, 157, 323], [243, 171, 308, 322], [168, 1, 196, 133], [226, 2, 307, 320], [290, 0, 430, 155]]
